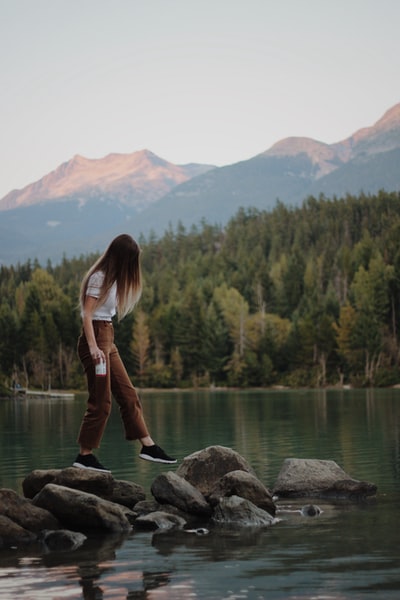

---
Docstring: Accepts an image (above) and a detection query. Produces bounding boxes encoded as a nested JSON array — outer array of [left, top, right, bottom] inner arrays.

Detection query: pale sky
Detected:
[[0, 0, 399, 200]]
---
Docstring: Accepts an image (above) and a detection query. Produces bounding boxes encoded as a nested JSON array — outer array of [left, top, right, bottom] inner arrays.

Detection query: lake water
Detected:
[[0, 388, 399, 599]]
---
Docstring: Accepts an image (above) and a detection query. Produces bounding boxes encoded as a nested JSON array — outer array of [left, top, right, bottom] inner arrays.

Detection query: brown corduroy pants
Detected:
[[77, 320, 149, 449]]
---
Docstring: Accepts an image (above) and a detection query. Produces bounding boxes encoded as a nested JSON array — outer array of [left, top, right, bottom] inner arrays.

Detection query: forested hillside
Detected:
[[2, 190, 400, 391]]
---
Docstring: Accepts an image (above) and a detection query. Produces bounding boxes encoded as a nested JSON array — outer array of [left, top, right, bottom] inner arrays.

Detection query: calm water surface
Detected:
[[0, 389, 399, 599]]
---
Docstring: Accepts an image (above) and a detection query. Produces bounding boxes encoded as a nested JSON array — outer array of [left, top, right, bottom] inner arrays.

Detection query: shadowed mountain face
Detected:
[[1, 103, 399, 265]]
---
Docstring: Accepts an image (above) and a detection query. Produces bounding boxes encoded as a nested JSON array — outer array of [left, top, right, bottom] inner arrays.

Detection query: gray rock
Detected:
[[301, 504, 322, 517], [0, 488, 60, 532], [54, 467, 115, 496], [23, 468, 114, 499], [23, 469, 62, 499], [133, 499, 161, 515], [23, 468, 145, 509], [39, 529, 87, 551], [133, 498, 189, 522], [0, 514, 37, 549], [151, 471, 212, 517], [117, 504, 139, 526], [208, 470, 276, 515], [273, 458, 377, 499], [176, 445, 256, 496], [212, 495, 278, 527], [32, 483, 134, 532], [108, 479, 145, 509], [135, 511, 187, 531]]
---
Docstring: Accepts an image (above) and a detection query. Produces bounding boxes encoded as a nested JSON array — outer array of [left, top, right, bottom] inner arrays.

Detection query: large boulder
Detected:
[[208, 470, 276, 516], [273, 458, 378, 499], [32, 484, 134, 532], [151, 471, 212, 517], [23, 468, 114, 498], [0, 488, 60, 532], [212, 495, 277, 527], [176, 445, 256, 497], [23, 468, 145, 509]]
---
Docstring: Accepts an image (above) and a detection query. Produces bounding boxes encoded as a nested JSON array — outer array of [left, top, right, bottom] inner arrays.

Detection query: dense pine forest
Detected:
[[2, 190, 400, 392]]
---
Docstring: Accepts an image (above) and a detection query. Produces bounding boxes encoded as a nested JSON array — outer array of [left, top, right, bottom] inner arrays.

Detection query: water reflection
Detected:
[[0, 533, 173, 599], [0, 502, 399, 599]]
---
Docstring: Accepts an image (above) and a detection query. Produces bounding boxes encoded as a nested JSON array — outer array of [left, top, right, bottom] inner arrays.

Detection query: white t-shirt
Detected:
[[86, 271, 117, 321]]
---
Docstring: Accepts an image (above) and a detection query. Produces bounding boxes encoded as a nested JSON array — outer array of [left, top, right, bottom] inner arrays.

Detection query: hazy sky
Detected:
[[0, 0, 399, 199]]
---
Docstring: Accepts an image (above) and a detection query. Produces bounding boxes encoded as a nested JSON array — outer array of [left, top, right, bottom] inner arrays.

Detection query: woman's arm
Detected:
[[82, 295, 105, 363]]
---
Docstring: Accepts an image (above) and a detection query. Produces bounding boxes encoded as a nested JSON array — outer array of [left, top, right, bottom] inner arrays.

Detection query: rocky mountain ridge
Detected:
[[0, 150, 215, 211], [264, 102, 400, 177], [1, 103, 399, 213], [0, 102, 399, 265]]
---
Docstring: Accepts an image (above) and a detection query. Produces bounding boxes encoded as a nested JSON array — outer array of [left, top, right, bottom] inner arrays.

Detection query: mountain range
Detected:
[[1, 102, 399, 265]]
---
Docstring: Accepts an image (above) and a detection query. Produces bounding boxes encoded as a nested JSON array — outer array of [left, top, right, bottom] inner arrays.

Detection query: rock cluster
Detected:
[[0, 446, 377, 551]]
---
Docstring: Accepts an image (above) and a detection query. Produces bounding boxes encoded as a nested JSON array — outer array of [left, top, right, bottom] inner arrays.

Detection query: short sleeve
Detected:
[[86, 271, 104, 298]]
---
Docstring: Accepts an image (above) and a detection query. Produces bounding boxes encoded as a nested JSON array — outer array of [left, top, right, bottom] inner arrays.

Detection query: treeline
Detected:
[[2, 190, 400, 390]]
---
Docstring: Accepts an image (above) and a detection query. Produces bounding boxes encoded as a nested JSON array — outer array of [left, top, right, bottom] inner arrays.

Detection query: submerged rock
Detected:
[[301, 504, 322, 517], [39, 529, 87, 551], [276, 503, 323, 518], [135, 511, 187, 531]]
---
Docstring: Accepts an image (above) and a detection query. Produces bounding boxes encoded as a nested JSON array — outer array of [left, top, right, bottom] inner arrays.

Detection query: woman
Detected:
[[73, 234, 176, 472]]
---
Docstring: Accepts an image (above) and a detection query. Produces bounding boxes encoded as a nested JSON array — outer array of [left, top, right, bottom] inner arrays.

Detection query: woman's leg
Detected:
[[76, 321, 113, 450], [109, 342, 150, 441], [110, 348, 176, 463], [76, 322, 176, 466]]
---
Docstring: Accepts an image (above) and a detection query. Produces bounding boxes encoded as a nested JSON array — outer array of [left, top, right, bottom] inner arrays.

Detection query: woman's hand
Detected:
[[89, 346, 106, 364], [82, 295, 106, 364]]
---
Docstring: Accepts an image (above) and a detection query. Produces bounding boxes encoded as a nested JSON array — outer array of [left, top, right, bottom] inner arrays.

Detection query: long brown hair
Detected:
[[80, 234, 142, 320]]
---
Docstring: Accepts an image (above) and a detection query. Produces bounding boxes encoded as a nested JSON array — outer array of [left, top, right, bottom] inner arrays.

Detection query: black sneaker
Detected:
[[73, 453, 111, 473], [139, 445, 177, 464]]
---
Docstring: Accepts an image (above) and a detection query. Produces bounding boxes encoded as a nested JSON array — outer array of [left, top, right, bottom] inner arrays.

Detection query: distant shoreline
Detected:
[[3, 383, 400, 401]]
